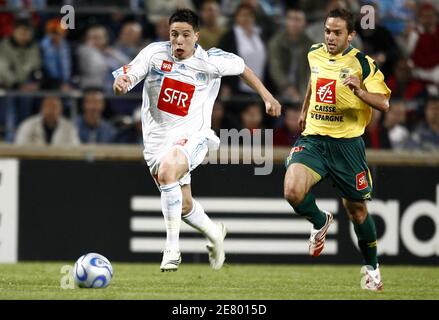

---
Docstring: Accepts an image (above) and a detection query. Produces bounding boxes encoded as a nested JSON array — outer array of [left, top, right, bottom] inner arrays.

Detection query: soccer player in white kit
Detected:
[[113, 9, 281, 272]]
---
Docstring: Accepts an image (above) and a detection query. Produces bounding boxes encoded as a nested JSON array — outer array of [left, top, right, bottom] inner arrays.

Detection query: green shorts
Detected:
[[285, 135, 373, 201]]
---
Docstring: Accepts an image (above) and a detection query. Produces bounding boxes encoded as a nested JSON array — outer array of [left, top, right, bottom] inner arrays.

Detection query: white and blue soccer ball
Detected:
[[73, 253, 113, 288]]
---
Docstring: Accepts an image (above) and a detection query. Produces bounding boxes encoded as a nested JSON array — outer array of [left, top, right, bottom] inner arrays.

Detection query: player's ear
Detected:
[[347, 30, 356, 43], [194, 31, 200, 43]]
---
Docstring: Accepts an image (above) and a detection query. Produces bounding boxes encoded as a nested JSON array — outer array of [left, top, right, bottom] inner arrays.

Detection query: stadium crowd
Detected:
[[0, 0, 438, 151]]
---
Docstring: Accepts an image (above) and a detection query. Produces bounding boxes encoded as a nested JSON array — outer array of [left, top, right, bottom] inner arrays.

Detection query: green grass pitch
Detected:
[[0, 263, 438, 300]]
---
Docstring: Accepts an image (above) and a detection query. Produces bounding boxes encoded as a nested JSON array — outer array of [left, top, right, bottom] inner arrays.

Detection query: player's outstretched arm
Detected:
[[343, 75, 390, 113], [239, 66, 281, 118], [113, 75, 132, 96]]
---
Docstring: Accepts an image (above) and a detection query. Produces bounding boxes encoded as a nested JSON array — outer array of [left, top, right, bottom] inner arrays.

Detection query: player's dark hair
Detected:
[[169, 9, 200, 31], [326, 8, 355, 34]]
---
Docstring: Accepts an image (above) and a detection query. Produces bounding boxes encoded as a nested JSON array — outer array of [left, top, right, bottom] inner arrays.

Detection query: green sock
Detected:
[[293, 193, 326, 229], [353, 214, 378, 269]]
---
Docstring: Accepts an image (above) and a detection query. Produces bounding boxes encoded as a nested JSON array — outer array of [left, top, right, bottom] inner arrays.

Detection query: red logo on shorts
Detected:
[[289, 146, 304, 155], [158, 77, 195, 116], [161, 60, 173, 72], [174, 139, 188, 146], [316, 78, 336, 104], [356, 171, 368, 191]]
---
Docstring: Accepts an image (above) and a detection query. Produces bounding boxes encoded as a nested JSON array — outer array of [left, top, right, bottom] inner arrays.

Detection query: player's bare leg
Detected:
[[181, 184, 227, 270], [284, 163, 333, 256], [343, 199, 382, 290], [157, 147, 189, 272]]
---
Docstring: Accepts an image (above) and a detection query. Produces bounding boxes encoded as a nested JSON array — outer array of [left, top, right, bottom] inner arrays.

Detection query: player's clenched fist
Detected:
[[264, 96, 282, 118], [113, 75, 132, 95]]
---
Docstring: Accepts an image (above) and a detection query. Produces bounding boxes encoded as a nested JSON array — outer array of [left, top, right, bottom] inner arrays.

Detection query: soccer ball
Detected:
[[73, 253, 113, 288]]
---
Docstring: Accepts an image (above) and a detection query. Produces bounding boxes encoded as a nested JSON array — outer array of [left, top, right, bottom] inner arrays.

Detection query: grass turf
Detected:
[[0, 263, 438, 300]]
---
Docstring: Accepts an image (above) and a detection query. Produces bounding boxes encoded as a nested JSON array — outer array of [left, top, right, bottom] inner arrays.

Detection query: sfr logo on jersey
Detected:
[[161, 60, 173, 72], [158, 77, 195, 116], [316, 78, 336, 104]]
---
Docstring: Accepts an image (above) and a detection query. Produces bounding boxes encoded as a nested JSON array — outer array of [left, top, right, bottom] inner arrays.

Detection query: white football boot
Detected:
[[361, 264, 384, 291], [309, 210, 334, 257], [206, 223, 227, 270], [160, 249, 181, 272]]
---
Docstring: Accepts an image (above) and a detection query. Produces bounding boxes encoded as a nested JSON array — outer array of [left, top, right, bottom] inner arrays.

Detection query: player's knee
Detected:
[[157, 162, 178, 185], [345, 201, 367, 224], [284, 184, 305, 206]]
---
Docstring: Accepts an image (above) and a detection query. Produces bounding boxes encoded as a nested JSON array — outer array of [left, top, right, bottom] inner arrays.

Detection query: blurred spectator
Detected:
[[145, 0, 196, 23], [240, 102, 264, 131], [375, 0, 416, 38], [153, 17, 170, 42], [363, 109, 391, 149], [239, 0, 281, 39], [218, 4, 267, 96], [76, 88, 116, 144], [269, 8, 313, 101], [0, 18, 41, 90], [211, 100, 241, 136], [407, 2, 439, 93], [305, 0, 363, 50], [198, 0, 226, 49], [15, 96, 80, 146], [40, 18, 72, 90], [114, 21, 145, 59], [386, 58, 427, 106], [273, 106, 301, 146], [114, 107, 143, 144], [411, 96, 439, 151], [221, 0, 284, 20], [77, 25, 130, 92], [355, 1, 400, 77], [383, 100, 412, 150]]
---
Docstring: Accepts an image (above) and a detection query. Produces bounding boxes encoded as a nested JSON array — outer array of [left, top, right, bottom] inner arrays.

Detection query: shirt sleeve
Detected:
[[207, 48, 245, 77], [112, 43, 156, 91], [363, 57, 391, 97]]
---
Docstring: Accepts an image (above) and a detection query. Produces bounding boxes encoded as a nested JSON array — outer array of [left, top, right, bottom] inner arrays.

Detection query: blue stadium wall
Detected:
[[11, 159, 439, 265]]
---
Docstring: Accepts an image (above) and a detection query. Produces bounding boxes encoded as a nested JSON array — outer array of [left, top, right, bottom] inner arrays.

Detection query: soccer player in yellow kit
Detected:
[[283, 9, 391, 291]]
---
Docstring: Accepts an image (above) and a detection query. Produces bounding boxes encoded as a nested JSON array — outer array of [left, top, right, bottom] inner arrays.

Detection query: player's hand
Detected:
[[264, 96, 281, 118], [299, 112, 306, 132], [342, 75, 361, 95], [113, 75, 131, 95]]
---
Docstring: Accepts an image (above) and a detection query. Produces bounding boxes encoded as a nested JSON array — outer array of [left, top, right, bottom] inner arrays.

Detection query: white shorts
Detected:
[[144, 128, 220, 188]]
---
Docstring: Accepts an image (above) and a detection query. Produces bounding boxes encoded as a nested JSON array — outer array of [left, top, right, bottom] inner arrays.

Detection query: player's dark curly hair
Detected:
[[326, 8, 356, 34], [169, 9, 200, 31]]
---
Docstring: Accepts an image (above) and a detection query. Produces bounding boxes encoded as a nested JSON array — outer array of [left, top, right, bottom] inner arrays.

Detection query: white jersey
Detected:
[[113, 41, 245, 159]]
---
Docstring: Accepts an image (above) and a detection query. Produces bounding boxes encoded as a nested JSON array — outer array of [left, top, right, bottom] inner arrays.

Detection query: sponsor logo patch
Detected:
[[123, 64, 132, 74], [161, 60, 174, 72], [158, 77, 195, 116], [289, 146, 304, 155], [316, 78, 336, 104], [356, 171, 368, 191]]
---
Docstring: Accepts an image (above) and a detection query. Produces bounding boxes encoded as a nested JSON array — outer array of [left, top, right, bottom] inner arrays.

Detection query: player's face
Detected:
[[170, 22, 199, 60], [324, 17, 354, 55]]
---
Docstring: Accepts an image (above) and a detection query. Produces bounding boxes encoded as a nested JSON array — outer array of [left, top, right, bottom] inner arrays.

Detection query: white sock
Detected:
[[183, 199, 221, 244], [160, 182, 182, 251]]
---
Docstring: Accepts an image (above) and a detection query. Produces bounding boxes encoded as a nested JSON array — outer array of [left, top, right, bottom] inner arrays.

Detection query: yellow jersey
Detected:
[[303, 43, 391, 138]]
